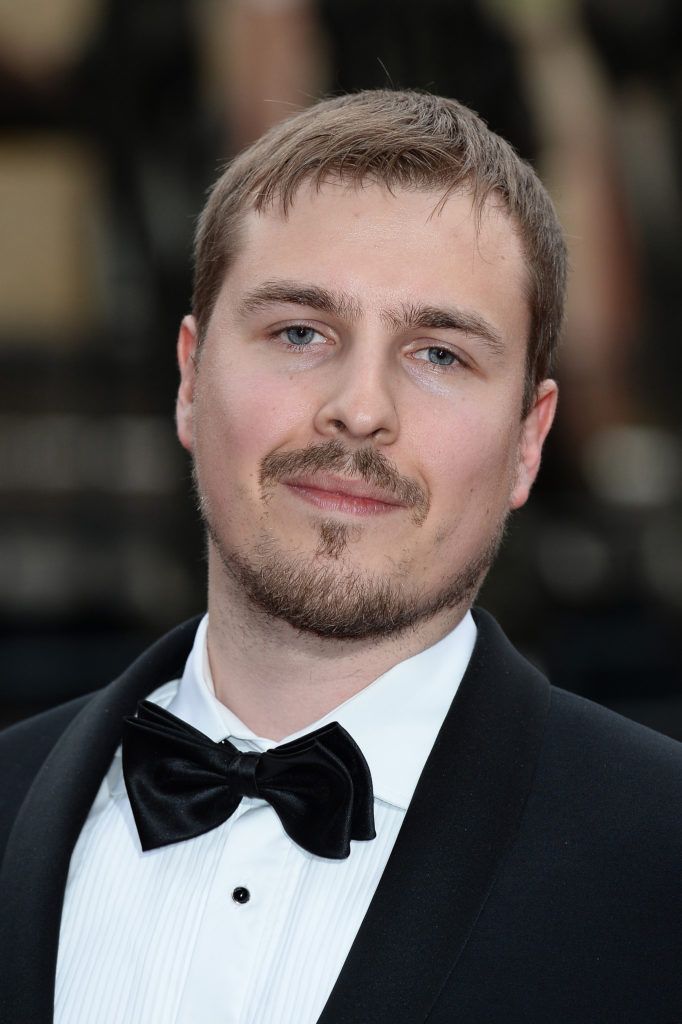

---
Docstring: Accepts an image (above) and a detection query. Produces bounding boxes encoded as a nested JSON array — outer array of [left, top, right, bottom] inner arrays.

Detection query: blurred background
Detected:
[[1, 0, 681, 736]]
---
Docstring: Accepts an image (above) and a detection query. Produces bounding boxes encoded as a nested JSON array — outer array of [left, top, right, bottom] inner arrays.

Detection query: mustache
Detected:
[[259, 439, 430, 524]]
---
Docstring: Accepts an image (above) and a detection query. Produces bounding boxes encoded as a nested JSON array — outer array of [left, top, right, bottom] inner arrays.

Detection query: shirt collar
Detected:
[[168, 611, 476, 811]]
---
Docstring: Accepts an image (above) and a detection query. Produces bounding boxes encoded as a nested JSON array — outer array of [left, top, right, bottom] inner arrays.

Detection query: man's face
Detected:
[[177, 182, 556, 639]]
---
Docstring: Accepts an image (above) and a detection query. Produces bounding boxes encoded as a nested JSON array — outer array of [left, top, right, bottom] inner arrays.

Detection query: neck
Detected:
[[204, 556, 469, 742]]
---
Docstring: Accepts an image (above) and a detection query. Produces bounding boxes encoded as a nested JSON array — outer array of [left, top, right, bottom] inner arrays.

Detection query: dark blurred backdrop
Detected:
[[1, 0, 681, 736]]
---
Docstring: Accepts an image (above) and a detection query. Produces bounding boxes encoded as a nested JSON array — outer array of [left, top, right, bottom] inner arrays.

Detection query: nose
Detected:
[[312, 340, 399, 444]]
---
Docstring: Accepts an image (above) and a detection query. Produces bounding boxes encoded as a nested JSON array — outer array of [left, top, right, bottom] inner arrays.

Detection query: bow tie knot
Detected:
[[122, 700, 376, 860], [224, 747, 261, 799]]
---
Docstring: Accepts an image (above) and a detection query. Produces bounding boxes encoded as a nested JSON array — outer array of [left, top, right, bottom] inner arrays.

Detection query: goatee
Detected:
[[194, 441, 506, 641]]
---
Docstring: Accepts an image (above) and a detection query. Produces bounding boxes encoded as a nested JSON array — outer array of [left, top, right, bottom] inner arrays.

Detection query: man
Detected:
[[1, 90, 680, 1023]]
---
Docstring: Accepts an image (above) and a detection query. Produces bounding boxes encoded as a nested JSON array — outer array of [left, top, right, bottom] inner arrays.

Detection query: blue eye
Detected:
[[415, 346, 457, 366], [284, 326, 318, 346], [429, 348, 455, 365]]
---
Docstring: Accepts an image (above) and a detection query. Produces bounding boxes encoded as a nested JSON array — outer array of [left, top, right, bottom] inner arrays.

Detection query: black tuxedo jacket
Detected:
[[1, 609, 681, 1023]]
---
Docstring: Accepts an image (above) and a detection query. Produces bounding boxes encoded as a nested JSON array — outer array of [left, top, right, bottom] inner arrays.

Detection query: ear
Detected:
[[510, 379, 558, 510], [176, 315, 199, 453]]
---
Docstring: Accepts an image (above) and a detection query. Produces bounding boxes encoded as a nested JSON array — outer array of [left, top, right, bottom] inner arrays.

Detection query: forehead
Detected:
[[220, 181, 529, 343]]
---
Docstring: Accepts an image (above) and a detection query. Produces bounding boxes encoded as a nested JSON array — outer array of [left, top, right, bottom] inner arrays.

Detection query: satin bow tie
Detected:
[[121, 701, 376, 860]]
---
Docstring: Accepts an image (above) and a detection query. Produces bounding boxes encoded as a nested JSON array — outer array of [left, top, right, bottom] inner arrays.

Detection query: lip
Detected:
[[281, 473, 406, 515]]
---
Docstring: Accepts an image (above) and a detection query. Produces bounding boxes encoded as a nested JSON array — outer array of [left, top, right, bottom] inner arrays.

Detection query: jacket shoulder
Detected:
[[0, 695, 93, 859], [530, 683, 682, 866], [548, 683, 682, 789]]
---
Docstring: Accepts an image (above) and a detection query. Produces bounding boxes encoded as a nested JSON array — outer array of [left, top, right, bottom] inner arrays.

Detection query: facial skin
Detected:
[[176, 181, 557, 736]]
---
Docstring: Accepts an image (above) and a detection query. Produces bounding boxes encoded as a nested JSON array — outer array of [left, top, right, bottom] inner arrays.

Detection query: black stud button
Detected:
[[232, 886, 250, 904]]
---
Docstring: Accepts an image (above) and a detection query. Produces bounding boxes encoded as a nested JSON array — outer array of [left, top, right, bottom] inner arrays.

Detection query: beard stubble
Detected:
[[195, 440, 507, 641]]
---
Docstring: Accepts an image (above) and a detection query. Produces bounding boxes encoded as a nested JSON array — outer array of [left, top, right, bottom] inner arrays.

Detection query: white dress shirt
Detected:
[[55, 611, 476, 1024]]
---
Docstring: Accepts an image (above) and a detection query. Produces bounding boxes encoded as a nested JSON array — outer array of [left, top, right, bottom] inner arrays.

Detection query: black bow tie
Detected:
[[121, 701, 376, 860]]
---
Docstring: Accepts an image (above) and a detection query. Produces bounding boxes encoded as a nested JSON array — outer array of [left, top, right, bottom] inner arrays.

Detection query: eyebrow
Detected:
[[238, 280, 362, 323], [381, 302, 505, 356], [238, 279, 504, 355]]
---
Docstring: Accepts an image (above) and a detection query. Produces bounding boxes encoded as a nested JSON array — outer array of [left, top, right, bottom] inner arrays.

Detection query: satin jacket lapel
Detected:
[[0, 617, 201, 1024], [318, 609, 551, 1024]]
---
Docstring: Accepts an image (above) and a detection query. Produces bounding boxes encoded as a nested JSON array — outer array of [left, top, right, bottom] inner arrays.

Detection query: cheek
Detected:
[[414, 407, 519, 522], [195, 364, 315, 474]]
